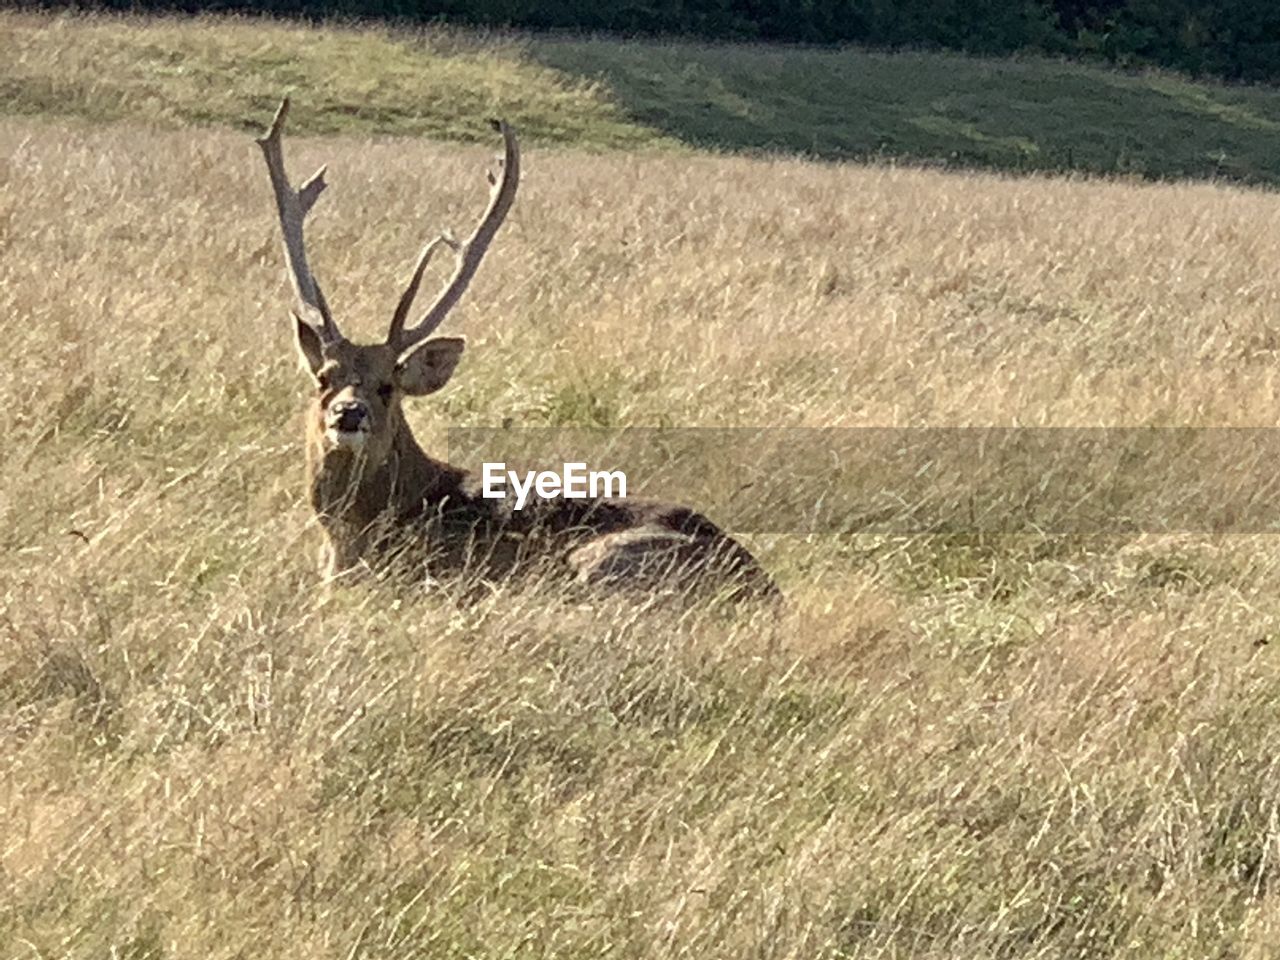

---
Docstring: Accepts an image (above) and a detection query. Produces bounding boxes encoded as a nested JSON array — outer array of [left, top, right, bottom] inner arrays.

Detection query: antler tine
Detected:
[[256, 97, 341, 342], [386, 233, 459, 348], [390, 119, 520, 352]]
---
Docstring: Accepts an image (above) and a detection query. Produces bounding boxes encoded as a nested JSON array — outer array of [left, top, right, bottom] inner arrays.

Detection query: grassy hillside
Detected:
[[0, 12, 668, 148], [8, 11, 1280, 959], [6, 97, 1280, 955], [6, 11, 1280, 182], [536, 38, 1280, 182]]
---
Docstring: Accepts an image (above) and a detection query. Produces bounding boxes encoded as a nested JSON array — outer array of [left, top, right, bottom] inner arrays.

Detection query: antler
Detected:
[[256, 97, 341, 342], [387, 119, 520, 352]]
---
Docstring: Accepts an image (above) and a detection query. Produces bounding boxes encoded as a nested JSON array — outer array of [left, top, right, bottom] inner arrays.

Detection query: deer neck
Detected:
[[305, 410, 464, 527]]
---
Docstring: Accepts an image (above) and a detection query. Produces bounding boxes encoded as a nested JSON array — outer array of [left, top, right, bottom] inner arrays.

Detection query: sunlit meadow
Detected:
[[6, 13, 1280, 958]]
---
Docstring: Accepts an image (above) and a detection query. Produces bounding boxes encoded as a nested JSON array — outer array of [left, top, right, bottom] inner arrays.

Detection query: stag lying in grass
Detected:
[[256, 98, 778, 602]]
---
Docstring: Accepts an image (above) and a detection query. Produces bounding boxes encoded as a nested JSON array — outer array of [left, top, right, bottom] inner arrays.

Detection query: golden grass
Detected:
[[6, 108, 1280, 957]]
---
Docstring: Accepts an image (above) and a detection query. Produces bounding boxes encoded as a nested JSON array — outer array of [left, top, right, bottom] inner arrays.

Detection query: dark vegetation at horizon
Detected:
[[23, 0, 1280, 84]]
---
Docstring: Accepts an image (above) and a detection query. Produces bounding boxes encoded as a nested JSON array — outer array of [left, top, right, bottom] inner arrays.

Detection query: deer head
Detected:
[[256, 98, 519, 469]]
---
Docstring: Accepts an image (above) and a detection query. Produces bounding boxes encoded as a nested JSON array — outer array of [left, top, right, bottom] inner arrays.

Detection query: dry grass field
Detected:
[[7, 16, 1280, 958]]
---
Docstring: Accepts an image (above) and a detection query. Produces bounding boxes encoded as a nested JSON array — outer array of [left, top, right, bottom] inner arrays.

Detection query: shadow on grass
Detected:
[[530, 38, 1280, 184]]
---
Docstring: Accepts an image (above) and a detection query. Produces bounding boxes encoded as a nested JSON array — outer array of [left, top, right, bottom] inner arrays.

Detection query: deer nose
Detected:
[[330, 401, 368, 432]]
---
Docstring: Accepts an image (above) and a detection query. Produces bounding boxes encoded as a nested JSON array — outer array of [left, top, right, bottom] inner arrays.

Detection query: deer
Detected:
[[255, 98, 778, 603]]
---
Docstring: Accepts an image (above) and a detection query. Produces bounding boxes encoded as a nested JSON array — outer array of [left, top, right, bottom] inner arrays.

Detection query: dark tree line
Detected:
[[46, 0, 1280, 83]]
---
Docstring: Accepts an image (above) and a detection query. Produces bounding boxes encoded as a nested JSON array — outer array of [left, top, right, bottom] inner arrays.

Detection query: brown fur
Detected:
[[300, 340, 779, 602], [257, 98, 777, 603]]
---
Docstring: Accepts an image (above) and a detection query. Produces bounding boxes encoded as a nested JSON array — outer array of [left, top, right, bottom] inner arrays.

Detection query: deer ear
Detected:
[[293, 312, 325, 379], [396, 336, 465, 396]]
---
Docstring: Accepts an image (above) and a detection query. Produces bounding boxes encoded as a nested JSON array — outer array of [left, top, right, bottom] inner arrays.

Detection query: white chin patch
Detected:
[[325, 428, 369, 452]]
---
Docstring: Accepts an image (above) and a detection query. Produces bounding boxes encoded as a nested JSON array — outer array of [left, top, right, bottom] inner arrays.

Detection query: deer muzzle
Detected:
[[325, 400, 370, 450]]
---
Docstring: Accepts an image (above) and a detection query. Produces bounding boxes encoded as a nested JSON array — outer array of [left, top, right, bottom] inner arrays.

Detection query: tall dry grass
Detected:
[[5, 112, 1280, 957]]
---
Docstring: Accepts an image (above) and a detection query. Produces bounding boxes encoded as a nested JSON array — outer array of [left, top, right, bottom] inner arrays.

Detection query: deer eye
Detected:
[[316, 371, 331, 392], [377, 383, 394, 403]]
